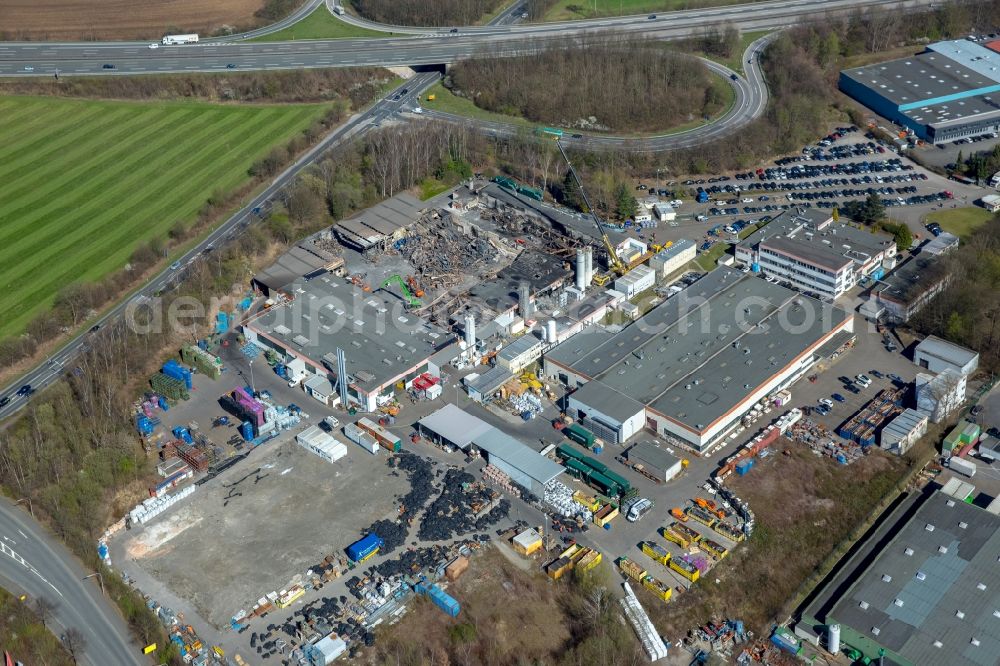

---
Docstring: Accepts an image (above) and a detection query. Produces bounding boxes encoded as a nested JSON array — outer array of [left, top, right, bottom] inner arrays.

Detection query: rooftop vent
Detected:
[[859, 600, 870, 610], [934, 641, 943, 648], [882, 574, 892, 583], [956, 610, 965, 619], [916, 571, 926, 581]]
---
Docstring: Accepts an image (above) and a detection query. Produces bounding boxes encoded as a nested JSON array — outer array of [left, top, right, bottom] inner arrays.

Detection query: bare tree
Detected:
[[33, 595, 57, 628], [63, 627, 87, 663]]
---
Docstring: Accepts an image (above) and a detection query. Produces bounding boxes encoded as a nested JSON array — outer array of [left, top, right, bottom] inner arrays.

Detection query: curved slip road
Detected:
[[419, 32, 775, 152]]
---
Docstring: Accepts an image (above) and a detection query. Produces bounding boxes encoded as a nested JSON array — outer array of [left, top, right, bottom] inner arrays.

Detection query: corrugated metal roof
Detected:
[[571, 381, 645, 424], [498, 334, 543, 361], [626, 441, 681, 475], [419, 403, 494, 449], [474, 427, 563, 485], [916, 336, 979, 367]]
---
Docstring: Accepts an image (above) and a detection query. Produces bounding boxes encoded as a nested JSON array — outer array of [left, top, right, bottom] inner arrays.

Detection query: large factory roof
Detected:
[[418, 403, 494, 449], [547, 267, 852, 434], [570, 380, 645, 423], [246, 275, 452, 392], [828, 491, 1000, 666], [335, 192, 423, 249], [841, 45, 1000, 108], [874, 256, 949, 306]]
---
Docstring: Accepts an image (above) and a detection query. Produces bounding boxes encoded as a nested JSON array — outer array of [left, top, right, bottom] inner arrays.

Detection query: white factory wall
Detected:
[[650, 244, 696, 279], [567, 395, 646, 443], [614, 266, 656, 299]]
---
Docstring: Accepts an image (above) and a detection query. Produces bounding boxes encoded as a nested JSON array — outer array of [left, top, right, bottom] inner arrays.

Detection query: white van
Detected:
[[626, 498, 653, 522]]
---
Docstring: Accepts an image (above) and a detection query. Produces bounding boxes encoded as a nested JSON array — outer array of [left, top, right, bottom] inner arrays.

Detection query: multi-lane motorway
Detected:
[[0, 0, 935, 77]]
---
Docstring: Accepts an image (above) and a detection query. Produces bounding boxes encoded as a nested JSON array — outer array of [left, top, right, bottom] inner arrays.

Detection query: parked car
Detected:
[[832, 393, 846, 403], [856, 373, 872, 388], [870, 370, 884, 379], [819, 398, 834, 408]]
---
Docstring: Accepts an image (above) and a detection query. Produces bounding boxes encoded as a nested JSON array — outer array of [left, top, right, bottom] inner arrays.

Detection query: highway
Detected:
[[0, 0, 936, 77], [0, 499, 137, 664]]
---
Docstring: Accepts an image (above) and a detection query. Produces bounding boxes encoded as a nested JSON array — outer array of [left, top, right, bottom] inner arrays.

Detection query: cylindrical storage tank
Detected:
[[464, 313, 476, 349], [584, 247, 594, 284], [546, 320, 557, 343], [575, 249, 586, 290], [519, 282, 531, 318], [828, 624, 840, 654]]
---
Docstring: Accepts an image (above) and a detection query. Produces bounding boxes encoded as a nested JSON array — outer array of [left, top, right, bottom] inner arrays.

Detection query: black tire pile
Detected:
[[364, 453, 437, 555], [371, 543, 454, 578], [417, 469, 512, 542]]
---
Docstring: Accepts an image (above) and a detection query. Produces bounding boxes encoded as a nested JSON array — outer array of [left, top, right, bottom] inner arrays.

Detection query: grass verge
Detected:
[[543, 0, 767, 21], [251, 7, 389, 41], [922, 206, 994, 239], [0, 95, 330, 336], [0, 587, 72, 665], [421, 81, 532, 127]]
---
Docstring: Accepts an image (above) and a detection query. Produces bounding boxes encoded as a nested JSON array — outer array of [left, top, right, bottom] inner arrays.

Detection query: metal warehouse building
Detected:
[[625, 441, 683, 482], [840, 39, 1000, 143], [914, 335, 979, 376], [544, 267, 854, 451], [418, 404, 563, 492], [809, 491, 1000, 666]]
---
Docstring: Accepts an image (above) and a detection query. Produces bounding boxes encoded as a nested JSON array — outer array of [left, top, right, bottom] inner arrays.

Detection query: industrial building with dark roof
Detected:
[[544, 267, 854, 450], [810, 490, 1000, 666], [840, 39, 1000, 143]]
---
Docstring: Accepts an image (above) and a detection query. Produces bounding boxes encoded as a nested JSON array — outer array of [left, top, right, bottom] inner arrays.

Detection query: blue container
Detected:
[[239, 421, 255, 441], [136, 416, 155, 435], [603, 523, 612, 531], [736, 459, 754, 476], [346, 533, 384, 562], [172, 427, 194, 444], [98, 543, 109, 559], [592, 445, 603, 454], [836, 454, 848, 464], [158, 396, 170, 411]]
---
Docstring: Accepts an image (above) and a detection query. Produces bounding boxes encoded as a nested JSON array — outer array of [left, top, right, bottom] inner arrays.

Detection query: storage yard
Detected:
[[116, 439, 409, 627]]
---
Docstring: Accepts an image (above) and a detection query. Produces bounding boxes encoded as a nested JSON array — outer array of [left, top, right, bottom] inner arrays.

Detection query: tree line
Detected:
[[910, 218, 1000, 373], [350, 0, 505, 26], [447, 38, 722, 133], [0, 67, 392, 105]]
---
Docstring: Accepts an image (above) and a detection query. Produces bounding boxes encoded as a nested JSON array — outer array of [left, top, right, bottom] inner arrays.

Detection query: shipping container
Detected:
[[414, 579, 460, 617], [357, 418, 402, 452], [642, 575, 672, 602], [618, 557, 647, 582], [712, 520, 745, 543], [346, 533, 383, 562], [687, 506, 717, 528], [701, 539, 729, 559], [564, 423, 596, 448], [948, 456, 977, 478], [556, 444, 587, 463]]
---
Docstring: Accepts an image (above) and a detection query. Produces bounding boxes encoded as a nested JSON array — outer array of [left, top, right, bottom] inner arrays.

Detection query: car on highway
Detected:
[[449, 28, 459, 33], [23, 66, 34, 72], [572, 133, 582, 138], [102, 63, 116, 69], [0, 396, 10, 408], [170, 261, 182, 270], [16, 384, 33, 397], [148, 43, 159, 49], [648, 14, 657, 19], [90, 324, 101, 332], [832, 393, 846, 403], [226, 63, 236, 69]]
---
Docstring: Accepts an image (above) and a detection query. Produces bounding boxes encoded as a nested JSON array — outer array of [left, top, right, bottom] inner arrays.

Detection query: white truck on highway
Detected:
[[162, 34, 199, 45], [333, 5, 345, 15]]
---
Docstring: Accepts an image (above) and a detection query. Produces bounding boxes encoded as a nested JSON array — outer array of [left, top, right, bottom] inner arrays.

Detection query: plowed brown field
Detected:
[[0, 0, 268, 41]]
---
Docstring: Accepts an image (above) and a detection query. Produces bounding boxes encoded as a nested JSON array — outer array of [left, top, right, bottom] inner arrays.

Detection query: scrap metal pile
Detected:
[[485, 205, 579, 257], [789, 417, 864, 464], [373, 217, 501, 291], [417, 469, 511, 542]]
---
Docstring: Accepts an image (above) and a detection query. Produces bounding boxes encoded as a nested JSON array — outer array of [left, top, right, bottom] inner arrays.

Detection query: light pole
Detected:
[[248, 359, 256, 395], [83, 572, 105, 596], [15, 498, 33, 518]]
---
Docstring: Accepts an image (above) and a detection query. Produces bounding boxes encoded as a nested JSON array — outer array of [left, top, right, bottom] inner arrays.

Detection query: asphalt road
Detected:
[[0, 0, 936, 77], [0, 499, 138, 665], [420, 32, 774, 152]]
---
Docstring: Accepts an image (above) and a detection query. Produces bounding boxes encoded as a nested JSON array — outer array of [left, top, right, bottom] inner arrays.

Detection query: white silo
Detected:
[[464, 313, 476, 349], [575, 249, 586, 290], [828, 624, 841, 654], [546, 320, 557, 343], [584, 247, 594, 284]]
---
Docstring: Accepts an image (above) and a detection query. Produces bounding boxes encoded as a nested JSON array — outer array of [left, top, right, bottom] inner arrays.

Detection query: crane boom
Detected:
[[555, 140, 626, 275]]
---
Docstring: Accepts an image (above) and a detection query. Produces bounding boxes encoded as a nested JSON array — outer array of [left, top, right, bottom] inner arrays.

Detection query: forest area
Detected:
[[349, 0, 505, 26], [910, 218, 1000, 373], [447, 39, 726, 132]]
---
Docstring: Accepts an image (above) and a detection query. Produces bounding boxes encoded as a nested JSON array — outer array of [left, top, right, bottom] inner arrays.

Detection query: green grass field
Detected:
[[543, 0, 766, 21], [0, 96, 330, 336], [252, 8, 391, 41], [922, 207, 995, 239]]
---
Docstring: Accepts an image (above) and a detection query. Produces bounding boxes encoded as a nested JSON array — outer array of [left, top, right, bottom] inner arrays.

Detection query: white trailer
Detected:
[[948, 456, 977, 478], [162, 34, 199, 45]]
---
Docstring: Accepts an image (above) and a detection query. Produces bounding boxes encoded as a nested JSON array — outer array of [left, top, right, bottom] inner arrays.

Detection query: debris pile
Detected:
[[376, 217, 500, 290], [417, 469, 511, 542], [368, 454, 436, 555]]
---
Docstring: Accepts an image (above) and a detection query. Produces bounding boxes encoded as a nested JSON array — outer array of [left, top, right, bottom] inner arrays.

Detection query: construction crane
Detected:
[[381, 275, 422, 308], [555, 140, 627, 284]]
